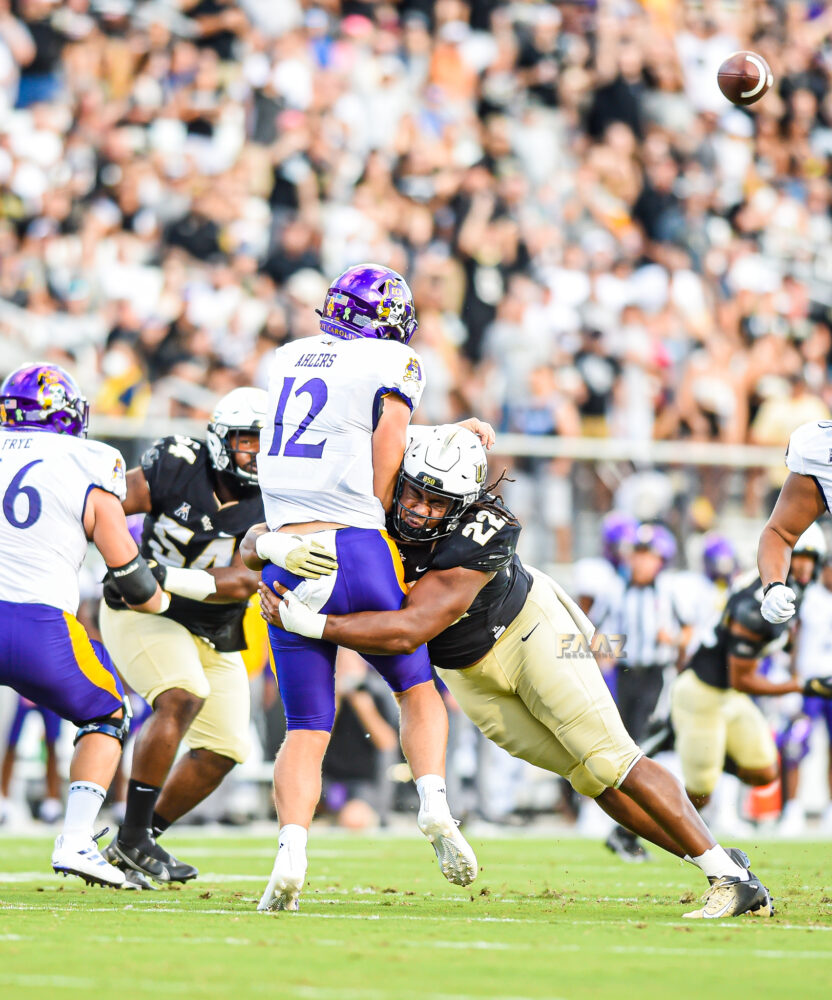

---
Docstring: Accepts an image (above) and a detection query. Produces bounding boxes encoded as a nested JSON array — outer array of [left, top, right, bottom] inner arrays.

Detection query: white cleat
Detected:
[[417, 807, 478, 887], [258, 848, 306, 912], [52, 834, 126, 888]]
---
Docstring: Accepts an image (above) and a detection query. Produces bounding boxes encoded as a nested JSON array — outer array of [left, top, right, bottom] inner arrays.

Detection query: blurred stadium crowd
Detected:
[[2, 0, 832, 453], [2, 1, 832, 837]]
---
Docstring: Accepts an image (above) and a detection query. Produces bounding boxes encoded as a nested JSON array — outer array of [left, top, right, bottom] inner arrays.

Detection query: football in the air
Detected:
[[717, 50, 774, 106]]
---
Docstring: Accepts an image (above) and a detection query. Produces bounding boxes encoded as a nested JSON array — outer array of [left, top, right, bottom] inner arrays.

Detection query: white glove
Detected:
[[760, 583, 796, 624], [277, 590, 327, 640], [255, 531, 338, 579]]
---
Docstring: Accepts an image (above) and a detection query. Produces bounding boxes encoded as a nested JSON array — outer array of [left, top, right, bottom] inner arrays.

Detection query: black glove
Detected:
[[803, 676, 832, 699], [102, 559, 167, 609]]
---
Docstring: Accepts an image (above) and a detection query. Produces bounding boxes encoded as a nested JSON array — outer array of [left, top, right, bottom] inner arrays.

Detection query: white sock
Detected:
[[415, 773, 447, 810], [691, 845, 749, 881], [278, 823, 308, 853], [62, 781, 106, 846]]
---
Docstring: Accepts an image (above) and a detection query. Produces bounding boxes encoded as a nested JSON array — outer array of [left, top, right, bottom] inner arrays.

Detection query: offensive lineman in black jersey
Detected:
[[670, 524, 832, 812], [99, 388, 335, 885], [252, 424, 774, 919]]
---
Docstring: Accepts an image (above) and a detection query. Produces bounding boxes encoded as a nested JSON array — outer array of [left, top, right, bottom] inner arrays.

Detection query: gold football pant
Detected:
[[436, 568, 641, 798], [670, 669, 777, 797], [99, 603, 251, 763]]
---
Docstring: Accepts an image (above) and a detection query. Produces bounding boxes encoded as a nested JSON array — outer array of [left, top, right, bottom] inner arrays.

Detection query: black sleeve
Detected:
[[140, 436, 202, 512], [430, 515, 520, 575]]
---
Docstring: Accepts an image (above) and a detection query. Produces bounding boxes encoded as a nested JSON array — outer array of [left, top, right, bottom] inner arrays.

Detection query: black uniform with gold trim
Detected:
[[397, 495, 532, 669], [103, 435, 264, 651], [685, 572, 800, 690]]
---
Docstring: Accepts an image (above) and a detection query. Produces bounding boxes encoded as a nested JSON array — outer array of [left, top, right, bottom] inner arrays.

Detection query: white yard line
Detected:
[[1, 900, 831, 935]]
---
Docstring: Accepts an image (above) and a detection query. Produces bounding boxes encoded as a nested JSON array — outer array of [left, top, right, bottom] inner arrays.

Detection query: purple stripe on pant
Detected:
[[263, 527, 431, 731], [0, 601, 124, 725]]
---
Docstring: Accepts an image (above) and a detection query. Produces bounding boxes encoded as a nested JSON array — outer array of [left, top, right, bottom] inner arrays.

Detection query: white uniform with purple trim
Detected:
[[785, 421, 832, 510], [259, 333, 425, 529], [0, 428, 127, 614]]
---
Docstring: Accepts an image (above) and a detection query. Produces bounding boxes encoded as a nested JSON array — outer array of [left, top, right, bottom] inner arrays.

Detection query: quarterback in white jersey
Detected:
[[250, 264, 476, 912], [760, 419, 832, 663], [0, 363, 166, 888], [259, 334, 424, 529]]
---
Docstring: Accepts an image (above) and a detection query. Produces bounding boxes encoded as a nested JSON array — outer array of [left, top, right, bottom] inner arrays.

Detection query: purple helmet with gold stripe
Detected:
[[318, 264, 418, 344], [0, 363, 89, 437]]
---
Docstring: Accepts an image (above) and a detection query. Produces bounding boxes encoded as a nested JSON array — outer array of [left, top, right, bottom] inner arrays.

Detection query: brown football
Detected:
[[717, 51, 774, 106]]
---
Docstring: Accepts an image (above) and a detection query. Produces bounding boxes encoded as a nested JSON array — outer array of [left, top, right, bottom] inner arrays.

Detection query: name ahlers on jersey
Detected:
[[397, 494, 532, 669], [103, 435, 264, 651]]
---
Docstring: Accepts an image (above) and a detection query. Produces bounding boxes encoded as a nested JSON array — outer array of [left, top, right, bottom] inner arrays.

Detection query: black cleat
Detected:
[[706, 847, 774, 916], [684, 875, 773, 918], [605, 825, 651, 863], [106, 828, 199, 884]]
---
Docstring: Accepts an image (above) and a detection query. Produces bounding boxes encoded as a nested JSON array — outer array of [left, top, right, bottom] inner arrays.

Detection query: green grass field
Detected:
[[1, 832, 830, 1000]]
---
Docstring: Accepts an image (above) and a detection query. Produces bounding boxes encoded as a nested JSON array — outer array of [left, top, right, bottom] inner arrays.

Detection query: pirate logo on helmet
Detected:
[[375, 278, 408, 333]]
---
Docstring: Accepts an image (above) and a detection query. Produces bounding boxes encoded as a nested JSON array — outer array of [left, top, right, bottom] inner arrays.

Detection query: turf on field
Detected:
[[1, 833, 830, 1000]]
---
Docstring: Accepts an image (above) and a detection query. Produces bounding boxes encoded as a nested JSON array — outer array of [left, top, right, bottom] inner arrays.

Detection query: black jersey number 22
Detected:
[[461, 510, 506, 546]]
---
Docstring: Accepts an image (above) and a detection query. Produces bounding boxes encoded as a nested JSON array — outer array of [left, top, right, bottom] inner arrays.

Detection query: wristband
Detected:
[[163, 566, 218, 602], [762, 581, 786, 596]]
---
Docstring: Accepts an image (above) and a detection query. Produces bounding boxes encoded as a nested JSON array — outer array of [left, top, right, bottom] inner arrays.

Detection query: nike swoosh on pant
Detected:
[[521, 624, 539, 642]]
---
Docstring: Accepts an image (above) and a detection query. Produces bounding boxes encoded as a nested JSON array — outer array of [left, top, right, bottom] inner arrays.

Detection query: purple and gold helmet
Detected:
[[634, 522, 677, 565], [0, 363, 89, 437], [702, 533, 737, 583], [318, 264, 418, 344], [601, 511, 638, 566]]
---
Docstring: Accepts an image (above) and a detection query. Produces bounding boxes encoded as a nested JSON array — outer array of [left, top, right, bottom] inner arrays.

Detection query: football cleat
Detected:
[[706, 847, 774, 917], [107, 828, 198, 884], [683, 875, 773, 919], [417, 806, 478, 887], [258, 845, 307, 912], [120, 868, 160, 891], [604, 825, 651, 864], [52, 833, 126, 888]]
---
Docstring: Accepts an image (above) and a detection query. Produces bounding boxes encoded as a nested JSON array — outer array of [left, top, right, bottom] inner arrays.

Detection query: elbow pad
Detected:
[[107, 554, 159, 607]]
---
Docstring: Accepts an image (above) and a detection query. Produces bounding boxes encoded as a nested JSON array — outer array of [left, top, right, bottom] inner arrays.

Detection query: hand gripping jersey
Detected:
[[685, 570, 798, 690], [785, 420, 832, 508], [0, 427, 126, 614], [103, 435, 264, 651], [258, 334, 425, 530], [397, 495, 532, 669]]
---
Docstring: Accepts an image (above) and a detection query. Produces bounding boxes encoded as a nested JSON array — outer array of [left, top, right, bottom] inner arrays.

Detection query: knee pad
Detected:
[[74, 695, 133, 747], [584, 752, 623, 790], [567, 762, 606, 799]]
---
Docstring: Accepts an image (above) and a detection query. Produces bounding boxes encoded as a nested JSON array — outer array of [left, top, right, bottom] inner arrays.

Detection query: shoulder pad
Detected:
[[786, 421, 832, 475], [431, 507, 519, 574], [80, 439, 127, 502]]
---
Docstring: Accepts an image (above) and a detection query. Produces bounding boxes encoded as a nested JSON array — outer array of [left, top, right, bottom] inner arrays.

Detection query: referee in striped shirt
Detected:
[[595, 523, 693, 859]]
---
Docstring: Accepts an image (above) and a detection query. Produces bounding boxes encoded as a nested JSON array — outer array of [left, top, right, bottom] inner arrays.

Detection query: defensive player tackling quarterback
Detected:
[[255, 424, 774, 919]]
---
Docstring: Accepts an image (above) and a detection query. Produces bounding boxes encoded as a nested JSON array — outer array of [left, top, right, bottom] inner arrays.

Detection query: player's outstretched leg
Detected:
[[415, 774, 478, 887], [397, 680, 477, 887], [259, 729, 329, 912], [258, 824, 308, 912], [51, 724, 127, 888]]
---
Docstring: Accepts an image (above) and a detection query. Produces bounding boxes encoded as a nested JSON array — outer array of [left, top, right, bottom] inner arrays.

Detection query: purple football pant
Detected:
[[6, 695, 62, 747], [0, 601, 124, 725], [803, 696, 832, 736], [263, 527, 432, 731]]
